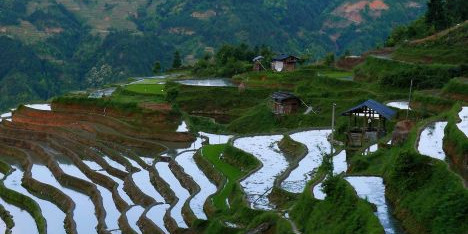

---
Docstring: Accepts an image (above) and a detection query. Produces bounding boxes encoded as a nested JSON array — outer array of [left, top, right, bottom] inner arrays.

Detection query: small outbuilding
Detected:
[[252, 56, 266, 71], [270, 91, 301, 115], [271, 54, 299, 72], [342, 99, 396, 147]]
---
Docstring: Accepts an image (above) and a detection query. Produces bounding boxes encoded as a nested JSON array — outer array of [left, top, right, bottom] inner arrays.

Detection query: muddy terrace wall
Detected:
[[51, 102, 177, 127], [14, 106, 194, 142]]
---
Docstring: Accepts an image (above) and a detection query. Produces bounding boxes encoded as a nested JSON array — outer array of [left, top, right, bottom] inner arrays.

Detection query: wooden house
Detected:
[[271, 54, 299, 72], [270, 91, 301, 115], [341, 99, 396, 147]]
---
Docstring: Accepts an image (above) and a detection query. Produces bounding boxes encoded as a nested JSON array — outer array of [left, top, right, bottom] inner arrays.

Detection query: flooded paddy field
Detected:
[[175, 151, 217, 220], [281, 130, 331, 193], [386, 101, 410, 110], [175, 79, 234, 87], [418, 121, 448, 160], [4, 166, 66, 234], [234, 135, 288, 210], [155, 162, 190, 228], [345, 176, 404, 234], [32, 164, 98, 234]]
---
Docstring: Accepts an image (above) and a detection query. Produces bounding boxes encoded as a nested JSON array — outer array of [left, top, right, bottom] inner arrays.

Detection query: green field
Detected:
[[201, 144, 256, 210], [124, 84, 166, 95]]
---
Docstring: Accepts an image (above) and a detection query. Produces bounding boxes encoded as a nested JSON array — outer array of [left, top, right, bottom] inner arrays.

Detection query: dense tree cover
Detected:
[[0, 0, 30, 25], [0, 2, 173, 111], [426, 0, 467, 30], [0, 36, 62, 110], [130, 0, 426, 57]]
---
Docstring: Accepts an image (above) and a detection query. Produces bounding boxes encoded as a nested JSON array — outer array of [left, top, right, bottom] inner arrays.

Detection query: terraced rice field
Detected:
[[0, 102, 408, 234], [0, 102, 244, 233]]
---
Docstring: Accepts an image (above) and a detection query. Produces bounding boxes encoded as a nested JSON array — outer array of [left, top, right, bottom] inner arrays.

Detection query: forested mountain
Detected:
[[0, 0, 429, 110]]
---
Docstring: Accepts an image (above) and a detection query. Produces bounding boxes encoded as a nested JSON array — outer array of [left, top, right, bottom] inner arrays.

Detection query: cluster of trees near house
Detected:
[[190, 44, 275, 77]]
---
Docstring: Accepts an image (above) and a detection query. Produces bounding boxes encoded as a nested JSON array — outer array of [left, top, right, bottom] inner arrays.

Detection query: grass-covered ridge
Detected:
[[278, 135, 307, 160], [442, 77, 468, 101], [200, 144, 259, 210], [291, 175, 383, 234], [354, 56, 463, 89], [392, 21, 468, 64]]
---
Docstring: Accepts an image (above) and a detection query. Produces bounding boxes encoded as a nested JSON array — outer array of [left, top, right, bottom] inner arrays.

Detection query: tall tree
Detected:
[[152, 61, 161, 74], [426, 0, 448, 30], [172, 51, 182, 68]]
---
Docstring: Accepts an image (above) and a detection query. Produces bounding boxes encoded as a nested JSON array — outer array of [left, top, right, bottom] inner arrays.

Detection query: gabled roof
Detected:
[[341, 99, 396, 120], [272, 54, 299, 61], [271, 91, 299, 102]]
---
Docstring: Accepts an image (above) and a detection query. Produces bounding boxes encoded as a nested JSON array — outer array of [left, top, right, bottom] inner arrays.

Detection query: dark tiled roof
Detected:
[[272, 54, 299, 61], [271, 91, 298, 102], [341, 99, 396, 120]]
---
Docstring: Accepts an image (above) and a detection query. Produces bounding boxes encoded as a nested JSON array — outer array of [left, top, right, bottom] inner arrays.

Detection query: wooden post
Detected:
[[406, 79, 413, 120], [363, 106, 367, 131], [331, 103, 336, 155]]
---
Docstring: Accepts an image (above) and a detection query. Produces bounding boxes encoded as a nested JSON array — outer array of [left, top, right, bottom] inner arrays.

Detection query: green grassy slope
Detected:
[[392, 21, 468, 64]]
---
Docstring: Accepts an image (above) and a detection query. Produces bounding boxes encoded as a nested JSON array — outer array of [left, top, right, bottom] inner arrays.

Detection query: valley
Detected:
[[0, 4, 467, 234]]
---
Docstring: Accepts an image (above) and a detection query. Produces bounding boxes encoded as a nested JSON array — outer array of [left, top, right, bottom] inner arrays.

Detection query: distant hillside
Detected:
[[0, 0, 427, 110]]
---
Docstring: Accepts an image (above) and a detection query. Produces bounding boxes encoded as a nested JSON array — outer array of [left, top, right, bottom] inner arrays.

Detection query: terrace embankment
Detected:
[[168, 159, 200, 226], [443, 105, 468, 185], [13, 105, 194, 142]]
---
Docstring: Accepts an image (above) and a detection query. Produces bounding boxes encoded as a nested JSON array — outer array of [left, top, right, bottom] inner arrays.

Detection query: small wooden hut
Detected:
[[270, 91, 301, 115], [271, 54, 299, 72], [341, 99, 396, 147]]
